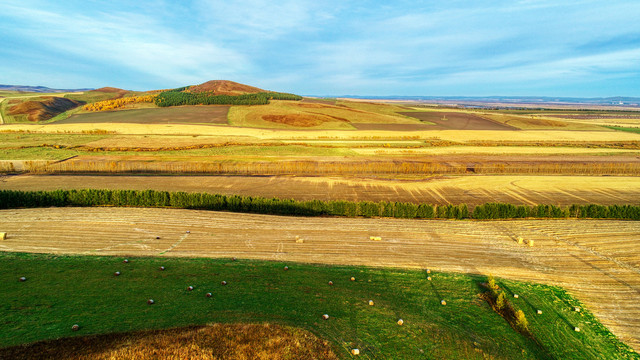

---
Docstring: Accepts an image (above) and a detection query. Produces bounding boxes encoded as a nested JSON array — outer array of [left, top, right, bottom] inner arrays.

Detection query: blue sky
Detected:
[[1, 0, 639, 96]]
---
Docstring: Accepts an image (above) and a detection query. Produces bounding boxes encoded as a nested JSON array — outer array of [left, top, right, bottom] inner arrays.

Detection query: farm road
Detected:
[[1, 207, 639, 351]]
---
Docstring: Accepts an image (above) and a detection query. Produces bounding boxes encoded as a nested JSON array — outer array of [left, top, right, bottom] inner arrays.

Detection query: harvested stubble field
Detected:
[[55, 105, 230, 125], [0, 324, 337, 360], [2, 174, 640, 207], [1, 207, 639, 352]]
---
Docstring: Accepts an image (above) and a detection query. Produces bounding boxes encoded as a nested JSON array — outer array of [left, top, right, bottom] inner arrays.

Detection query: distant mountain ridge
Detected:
[[0, 84, 93, 93]]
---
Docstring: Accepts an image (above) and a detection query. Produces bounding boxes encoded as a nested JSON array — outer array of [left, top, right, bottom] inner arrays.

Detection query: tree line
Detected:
[[0, 189, 638, 220], [154, 90, 302, 107]]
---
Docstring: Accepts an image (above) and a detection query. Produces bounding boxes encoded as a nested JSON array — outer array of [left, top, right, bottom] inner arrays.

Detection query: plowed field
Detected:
[[0, 208, 639, 351]]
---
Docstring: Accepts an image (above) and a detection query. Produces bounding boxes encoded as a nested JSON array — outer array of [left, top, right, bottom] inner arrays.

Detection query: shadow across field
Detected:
[[54, 106, 230, 125]]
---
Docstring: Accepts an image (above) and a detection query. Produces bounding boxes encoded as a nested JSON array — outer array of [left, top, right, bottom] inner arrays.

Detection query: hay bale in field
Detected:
[[19, 276, 26, 282], [513, 294, 519, 299], [574, 307, 580, 312], [284, 266, 289, 271], [187, 286, 194, 291], [322, 314, 329, 320], [206, 292, 212, 298], [528, 240, 534, 247], [0, 232, 6, 241], [221, 281, 227, 286], [426, 269, 431, 274], [368, 300, 374, 306], [114, 271, 121, 276], [427, 276, 432, 281], [351, 348, 360, 355], [328, 281, 334, 286], [159, 266, 165, 271], [397, 319, 404, 325], [517, 236, 524, 244], [295, 238, 304, 243], [231, 257, 237, 261], [370, 236, 382, 241], [440, 300, 447, 306], [71, 324, 80, 331], [147, 299, 155, 305], [186, 230, 190, 234], [350, 277, 356, 281], [123, 259, 129, 264], [537, 310, 543, 315], [574, 327, 580, 332]]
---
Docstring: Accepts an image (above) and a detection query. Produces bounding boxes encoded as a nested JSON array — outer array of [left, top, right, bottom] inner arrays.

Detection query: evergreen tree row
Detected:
[[0, 189, 638, 220], [154, 91, 302, 107]]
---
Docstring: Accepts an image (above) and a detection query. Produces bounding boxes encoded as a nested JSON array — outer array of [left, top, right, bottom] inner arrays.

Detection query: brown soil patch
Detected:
[[7, 99, 20, 105], [0, 323, 337, 360], [262, 114, 348, 127], [92, 87, 127, 93], [1, 208, 639, 351], [8, 97, 82, 122], [188, 80, 265, 95], [56, 106, 230, 125], [400, 112, 517, 130], [505, 118, 568, 128]]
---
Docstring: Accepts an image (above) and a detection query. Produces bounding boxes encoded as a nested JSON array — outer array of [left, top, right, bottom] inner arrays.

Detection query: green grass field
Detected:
[[0, 252, 636, 359], [605, 126, 640, 134]]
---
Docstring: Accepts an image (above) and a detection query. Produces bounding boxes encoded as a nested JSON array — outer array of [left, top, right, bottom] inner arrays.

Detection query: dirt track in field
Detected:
[[1, 207, 639, 351], [2, 174, 639, 207]]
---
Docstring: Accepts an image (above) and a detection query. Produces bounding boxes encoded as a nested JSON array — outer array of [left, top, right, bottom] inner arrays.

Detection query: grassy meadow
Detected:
[[1, 252, 637, 359]]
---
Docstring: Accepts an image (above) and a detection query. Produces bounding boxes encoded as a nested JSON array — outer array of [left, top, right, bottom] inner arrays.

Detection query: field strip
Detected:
[[1, 207, 639, 351], [3, 174, 640, 207]]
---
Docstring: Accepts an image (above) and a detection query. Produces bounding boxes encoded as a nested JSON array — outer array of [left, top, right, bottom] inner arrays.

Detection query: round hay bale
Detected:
[[441, 300, 447, 306], [351, 348, 360, 355], [322, 314, 329, 320], [187, 286, 194, 291], [71, 324, 80, 331], [147, 299, 154, 305], [517, 236, 524, 244], [231, 257, 237, 261], [574, 307, 580, 312], [537, 310, 543, 315], [221, 281, 227, 286], [427, 276, 432, 281], [368, 300, 374, 306], [574, 327, 580, 332], [114, 271, 121, 276], [426, 269, 431, 274], [19, 276, 26, 282], [328, 281, 333, 286], [206, 292, 212, 298], [397, 319, 404, 326], [513, 294, 519, 299], [528, 240, 534, 247], [123, 259, 129, 264], [350, 277, 356, 281], [284, 266, 289, 271], [159, 266, 165, 271]]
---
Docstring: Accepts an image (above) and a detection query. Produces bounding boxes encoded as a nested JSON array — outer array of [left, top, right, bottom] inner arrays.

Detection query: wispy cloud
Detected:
[[1, 0, 638, 95]]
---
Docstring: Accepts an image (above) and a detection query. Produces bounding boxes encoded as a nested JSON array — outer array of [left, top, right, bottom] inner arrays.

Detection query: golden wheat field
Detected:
[[3, 174, 639, 207], [1, 207, 639, 351]]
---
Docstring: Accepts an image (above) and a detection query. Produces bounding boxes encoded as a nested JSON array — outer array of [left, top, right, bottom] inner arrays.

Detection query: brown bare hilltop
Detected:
[[8, 97, 82, 122], [188, 80, 265, 95]]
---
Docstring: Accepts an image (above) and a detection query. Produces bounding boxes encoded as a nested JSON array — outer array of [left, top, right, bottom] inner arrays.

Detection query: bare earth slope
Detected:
[[188, 80, 265, 95], [1, 207, 639, 351]]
